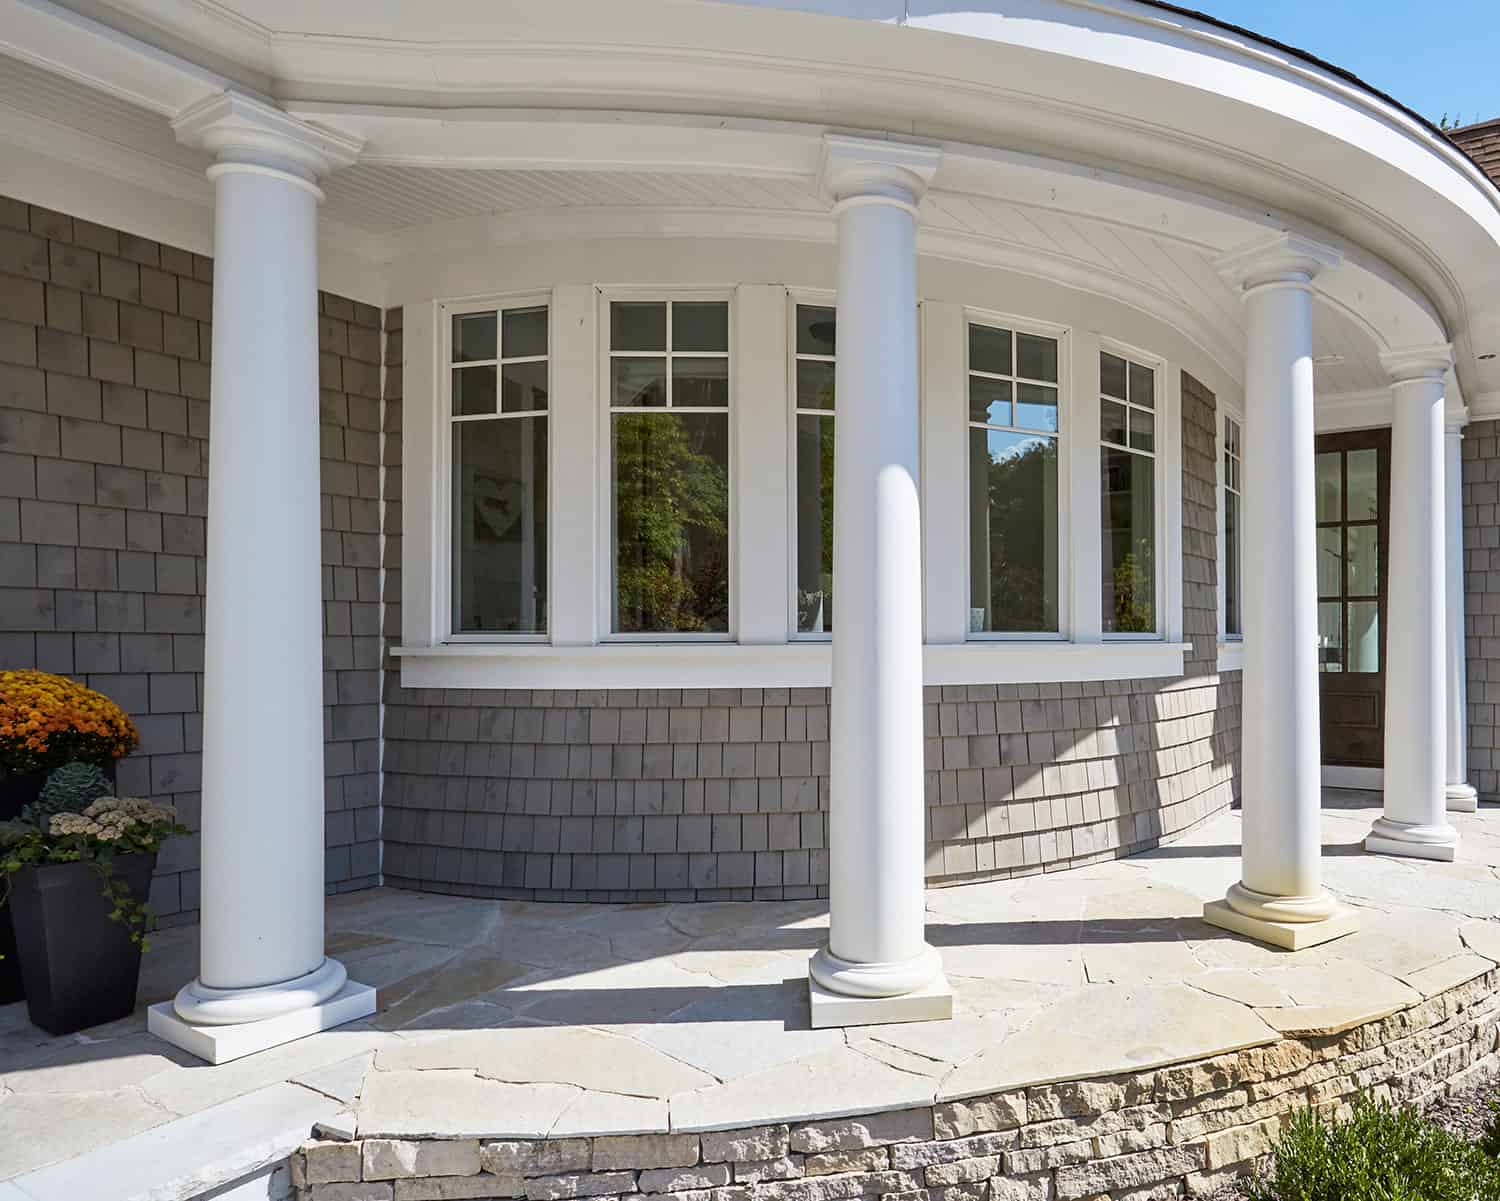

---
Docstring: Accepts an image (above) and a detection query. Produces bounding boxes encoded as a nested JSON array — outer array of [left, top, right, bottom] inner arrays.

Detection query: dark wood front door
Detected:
[[1316, 429, 1390, 767]]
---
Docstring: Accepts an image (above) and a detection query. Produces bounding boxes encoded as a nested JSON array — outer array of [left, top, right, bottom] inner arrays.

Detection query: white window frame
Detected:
[[436, 291, 552, 645], [1098, 337, 1172, 642], [597, 287, 736, 642], [787, 288, 838, 642], [962, 308, 1072, 643], [1218, 405, 1246, 669]]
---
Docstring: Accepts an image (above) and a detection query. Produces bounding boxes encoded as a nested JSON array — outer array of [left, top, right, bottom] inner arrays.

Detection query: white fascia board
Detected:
[[394, 640, 1191, 690], [0, 0, 251, 115]]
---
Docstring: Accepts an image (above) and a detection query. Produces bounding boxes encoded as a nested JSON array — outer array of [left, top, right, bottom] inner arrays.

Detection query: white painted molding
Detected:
[[173, 91, 363, 181], [735, 284, 792, 643], [400, 302, 441, 648], [920, 300, 968, 644], [394, 639, 1192, 690], [549, 285, 600, 647], [1216, 640, 1245, 672], [1213, 232, 1343, 291]]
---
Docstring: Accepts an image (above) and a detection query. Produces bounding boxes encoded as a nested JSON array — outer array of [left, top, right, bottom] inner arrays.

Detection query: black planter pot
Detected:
[[8, 851, 156, 1035], [0, 759, 120, 1006]]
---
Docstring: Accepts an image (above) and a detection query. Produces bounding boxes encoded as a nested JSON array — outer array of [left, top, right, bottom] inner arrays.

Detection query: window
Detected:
[[1223, 414, 1243, 639], [967, 321, 1061, 633], [449, 304, 548, 634], [1316, 446, 1381, 673], [1100, 350, 1157, 634], [608, 299, 731, 634], [793, 304, 836, 634]]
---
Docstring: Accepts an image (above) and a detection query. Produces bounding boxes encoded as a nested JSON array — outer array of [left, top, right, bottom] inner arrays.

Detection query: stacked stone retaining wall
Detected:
[[290, 967, 1500, 1201]]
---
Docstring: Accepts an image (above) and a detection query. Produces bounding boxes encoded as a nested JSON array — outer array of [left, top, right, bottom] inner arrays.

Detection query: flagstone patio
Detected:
[[3, 792, 1500, 1200]]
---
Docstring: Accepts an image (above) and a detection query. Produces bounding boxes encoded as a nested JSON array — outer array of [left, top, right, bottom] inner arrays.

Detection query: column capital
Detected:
[[1445, 405, 1471, 434], [820, 134, 941, 214], [172, 91, 363, 192], [1381, 343, 1454, 384], [1213, 232, 1342, 292]]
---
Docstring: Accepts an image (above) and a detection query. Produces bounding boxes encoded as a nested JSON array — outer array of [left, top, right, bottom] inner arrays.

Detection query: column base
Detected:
[[808, 970, 953, 1029], [1364, 816, 1459, 862], [149, 979, 376, 1065], [1202, 898, 1359, 951], [1446, 783, 1479, 813]]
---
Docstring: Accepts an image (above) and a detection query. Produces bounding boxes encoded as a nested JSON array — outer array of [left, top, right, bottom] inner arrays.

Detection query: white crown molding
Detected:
[[172, 90, 362, 179]]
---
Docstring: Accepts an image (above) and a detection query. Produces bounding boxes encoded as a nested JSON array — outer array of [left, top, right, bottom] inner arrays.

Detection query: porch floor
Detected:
[[4, 792, 1500, 1197]]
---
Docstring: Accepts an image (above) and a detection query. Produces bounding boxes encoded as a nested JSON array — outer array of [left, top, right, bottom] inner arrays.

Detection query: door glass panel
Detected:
[[1348, 601, 1380, 673], [1318, 601, 1343, 672], [1347, 448, 1378, 521], [1316, 528, 1342, 598], [1316, 452, 1341, 522], [1346, 526, 1379, 598]]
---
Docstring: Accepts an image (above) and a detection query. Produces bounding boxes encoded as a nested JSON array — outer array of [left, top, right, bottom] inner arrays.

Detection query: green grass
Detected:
[[1247, 1094, 1500, 1201]]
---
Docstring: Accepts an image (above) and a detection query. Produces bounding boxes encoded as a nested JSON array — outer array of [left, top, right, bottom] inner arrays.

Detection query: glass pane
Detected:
[[1101, 398, 1128, 446], [1101, 445, 1155, 633], [1224, 490, 1241, 637], [796, 359, 836, 411], [1100, 352, 1127, 400], [613, 411, 729, 633], [969, 376, 1012, 426], [672, 357, 729, 408], [452, 365, 496, 416], [1316, 452, 1342, 522], [611, 357, 667, 408], [1317, 527, 1343, 598], [1347, 448, 1378, 522], [452, 313, 496, 363], [1128, 361, 1155, 408], [1015, 333, 1058, 383], [1319, 601, 1343, 672], [452, 416, 547, 634], [1225, 418, 1240, 457], [1015, 383, 1058, 433], [1348, 601, 1380, 673], [1128, 407, 1155, 453], [1346, 525, 1379, 598], [673, 302, 729, 352], [611, 302, 666, 351], [795, 413, 835, 634], [501, 360, 547, 413], [501, 306, 547, 359], [969, 324, 1012, 377], [971, 429, 1059, 633], [796, 305, 836, 356]]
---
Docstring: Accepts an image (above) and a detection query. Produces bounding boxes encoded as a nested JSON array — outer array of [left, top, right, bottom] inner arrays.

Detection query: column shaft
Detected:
[[818, 197, 934, 990], [1444, 424, 1477, 811], [1367, 369, 1459, 858]]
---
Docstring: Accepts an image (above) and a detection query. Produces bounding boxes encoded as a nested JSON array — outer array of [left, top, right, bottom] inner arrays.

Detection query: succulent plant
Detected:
[[20, 760, 113, 828]]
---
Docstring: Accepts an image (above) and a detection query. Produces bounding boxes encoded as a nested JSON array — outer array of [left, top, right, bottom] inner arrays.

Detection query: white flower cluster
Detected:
[[48, 796, 177, 841]]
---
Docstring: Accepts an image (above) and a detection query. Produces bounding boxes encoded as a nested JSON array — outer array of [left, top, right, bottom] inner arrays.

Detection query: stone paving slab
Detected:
[[3, 798, 1500, 1187]]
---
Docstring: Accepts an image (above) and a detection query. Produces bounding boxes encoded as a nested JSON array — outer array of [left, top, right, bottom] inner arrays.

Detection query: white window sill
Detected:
[[1217, 640, 1245, 672], [394, 640, 1191, 690]]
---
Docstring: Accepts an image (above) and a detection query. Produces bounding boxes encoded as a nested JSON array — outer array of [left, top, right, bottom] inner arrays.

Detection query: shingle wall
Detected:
[[377, 365, 1240, 901], [0, 194, 382, 922], [1463, 418, 1500, 798]]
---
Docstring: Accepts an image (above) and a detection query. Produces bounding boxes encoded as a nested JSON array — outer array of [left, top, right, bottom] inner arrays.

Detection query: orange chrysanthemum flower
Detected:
[[0, 670, 138, 775]]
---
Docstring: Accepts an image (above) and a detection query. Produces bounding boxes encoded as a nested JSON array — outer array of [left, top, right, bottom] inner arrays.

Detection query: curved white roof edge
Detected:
[[5, 0, 1499, 401]]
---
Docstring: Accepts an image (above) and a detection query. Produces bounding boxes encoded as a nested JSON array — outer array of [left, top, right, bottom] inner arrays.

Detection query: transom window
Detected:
[[1223, 414, 1243, 639], [966, 321, 1061, 634], [608, 299, 731, 635], [793, 303, 836, 635], [1100, 350, 1157, 634], [449, 304, 549, 634]]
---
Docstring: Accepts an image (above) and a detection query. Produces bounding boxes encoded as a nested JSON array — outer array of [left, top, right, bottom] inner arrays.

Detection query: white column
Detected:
[[1366, 348, 1461, 859], [148, 94, 374, 1064], [1444, 411, 1478, 812], [808, 136, 951, 1028], [1202, 234, 1358, 951]]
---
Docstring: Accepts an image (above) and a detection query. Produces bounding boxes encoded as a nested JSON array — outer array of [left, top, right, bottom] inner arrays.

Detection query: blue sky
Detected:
[[1186, 1, 1495, 127]]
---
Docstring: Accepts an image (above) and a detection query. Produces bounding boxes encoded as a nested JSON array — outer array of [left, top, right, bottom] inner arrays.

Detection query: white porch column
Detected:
[[148, 94, 375, 1064], [1203, 234, 1358, 951], [1366, 348, 1462, 859], [808, 135, 952, 1028], [1444, 410, 1479, 812]]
